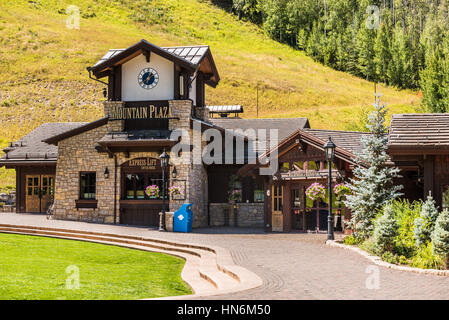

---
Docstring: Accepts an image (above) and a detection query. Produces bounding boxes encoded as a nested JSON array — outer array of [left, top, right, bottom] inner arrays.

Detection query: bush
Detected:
[[359, 237, 378, 255], [431, 209, 449, 268], [410, 242, 443, 269], [414, 193, 439, 246], [390, 199, 421, 257], [373, 204, 399, 253], [343, 235, 361, 246]]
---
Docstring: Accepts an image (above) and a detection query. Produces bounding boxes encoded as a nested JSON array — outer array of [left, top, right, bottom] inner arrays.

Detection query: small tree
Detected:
[[431, 209, 449, 268], [414, 193, 439, 247], [374, 204, 399, 253], [344, 92, 402, 240]]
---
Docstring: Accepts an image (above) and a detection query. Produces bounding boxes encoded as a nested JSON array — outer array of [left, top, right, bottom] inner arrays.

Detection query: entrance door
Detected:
[[25, 175, 55, 213], [272, 185, 283, 232]]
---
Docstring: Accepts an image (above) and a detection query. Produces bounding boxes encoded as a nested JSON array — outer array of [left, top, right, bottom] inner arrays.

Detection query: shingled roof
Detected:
[[303, 129, 370, 156], [388, 114, 449, 153], [0, 122, 86, 165], [210, 118, 310, 145]]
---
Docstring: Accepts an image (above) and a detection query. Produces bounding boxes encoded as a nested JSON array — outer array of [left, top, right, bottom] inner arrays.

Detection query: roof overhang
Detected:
[[388, 144, 449, 155], [0, 159, 57, 168]]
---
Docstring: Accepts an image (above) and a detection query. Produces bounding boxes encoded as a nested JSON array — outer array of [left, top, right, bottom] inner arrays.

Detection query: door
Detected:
[[271, 185, 283, 232], [25, 175, 55, 213]]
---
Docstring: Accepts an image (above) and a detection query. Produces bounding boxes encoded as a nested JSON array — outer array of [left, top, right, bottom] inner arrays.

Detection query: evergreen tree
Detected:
[[356, 19, 377, 81], [374, 20, 392, 84], [344, 92, 403, 240], [431, 209, 449, 268], [414, 192, 439, 246], [374, 204, 399, 253], [420, 47, 449, 113]]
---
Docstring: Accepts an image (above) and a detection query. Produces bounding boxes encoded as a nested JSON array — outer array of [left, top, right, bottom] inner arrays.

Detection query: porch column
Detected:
[[424, 155, 434, 198]]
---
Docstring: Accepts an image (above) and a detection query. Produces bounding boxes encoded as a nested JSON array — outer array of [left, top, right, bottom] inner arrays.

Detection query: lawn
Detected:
[[0, 233, 192, 300]]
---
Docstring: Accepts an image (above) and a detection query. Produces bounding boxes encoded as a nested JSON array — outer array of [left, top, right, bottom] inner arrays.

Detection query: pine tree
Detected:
[[374, 204, 399, 253], [431, 209, 449, 268], [414, 192, 439, 246], [344, 91, 403, 240], [420, 46, 449, 113], [374, 20, 392, 84]]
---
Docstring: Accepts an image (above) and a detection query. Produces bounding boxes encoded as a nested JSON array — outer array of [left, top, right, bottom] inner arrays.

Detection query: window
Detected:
[[123, 172, 166, 200], [80, 172, 96, 200]]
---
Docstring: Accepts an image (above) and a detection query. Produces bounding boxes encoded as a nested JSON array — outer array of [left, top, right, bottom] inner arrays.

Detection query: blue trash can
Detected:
[[173, 203, 193, 233]]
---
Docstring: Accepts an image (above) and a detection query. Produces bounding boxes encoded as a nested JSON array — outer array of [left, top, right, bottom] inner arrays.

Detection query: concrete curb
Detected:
[[326, 240, 449, 277], [0, 224, 263, 299]]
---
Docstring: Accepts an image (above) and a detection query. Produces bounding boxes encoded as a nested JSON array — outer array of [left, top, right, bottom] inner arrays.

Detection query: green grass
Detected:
[[0, 0, 421, 187], [0, 233, 192, 300]]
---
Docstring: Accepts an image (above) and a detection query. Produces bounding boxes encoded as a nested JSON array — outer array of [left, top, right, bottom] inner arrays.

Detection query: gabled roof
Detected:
[[88, 40, 220, 87], [0, 123, 86, 166], [388, 114, 449, 154]]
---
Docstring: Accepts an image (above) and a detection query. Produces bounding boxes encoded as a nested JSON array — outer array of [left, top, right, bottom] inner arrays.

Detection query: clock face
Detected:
[[138, 68, 159, 89]]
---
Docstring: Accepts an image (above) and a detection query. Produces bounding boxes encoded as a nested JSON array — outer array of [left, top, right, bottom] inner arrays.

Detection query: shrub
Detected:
[[390, 199, 421, 257], [359, 237, 378, 255], [410, 242, 444, 270], [414, 193, 439, 246], [343, 235, 361, 246], [431, 209, 449, 268], [373, 204, 399, 253]]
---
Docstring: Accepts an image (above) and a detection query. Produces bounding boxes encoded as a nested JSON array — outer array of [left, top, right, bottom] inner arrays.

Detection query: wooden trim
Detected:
[[75, 199, 98, 209], [113, 66, 122, 101], [120, 200, 164, 205], [90, 40, 195, 77], [43, 117, 109, 145]]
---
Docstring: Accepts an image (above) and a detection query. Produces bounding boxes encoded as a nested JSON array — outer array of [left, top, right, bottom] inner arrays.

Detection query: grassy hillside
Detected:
[[0, 0, 420, 188]]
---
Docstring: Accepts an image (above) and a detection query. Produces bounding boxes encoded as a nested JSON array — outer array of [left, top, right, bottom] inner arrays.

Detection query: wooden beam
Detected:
[[424, 155, 435, 198]]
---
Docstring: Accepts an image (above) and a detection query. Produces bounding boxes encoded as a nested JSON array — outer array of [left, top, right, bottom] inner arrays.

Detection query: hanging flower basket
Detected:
[[229, 189, 242, 203], [334, 183, 351, 201], [169, 184, 184, 197], [145, 185, 160, 198], [305, 182, 326, 201]]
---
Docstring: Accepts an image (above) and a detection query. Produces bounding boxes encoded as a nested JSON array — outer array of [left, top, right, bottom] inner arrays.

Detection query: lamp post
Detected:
[[324, 137, 336, 241], [159, 149, 170, 231]]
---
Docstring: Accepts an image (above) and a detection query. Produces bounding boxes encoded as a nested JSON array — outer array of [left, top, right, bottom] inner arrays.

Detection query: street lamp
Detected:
[[324, 137, 336, 241], [159, 149, 170, 231]]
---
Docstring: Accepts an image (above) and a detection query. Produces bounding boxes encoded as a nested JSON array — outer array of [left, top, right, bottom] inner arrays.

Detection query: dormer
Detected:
[[87, 39, 220, 107]]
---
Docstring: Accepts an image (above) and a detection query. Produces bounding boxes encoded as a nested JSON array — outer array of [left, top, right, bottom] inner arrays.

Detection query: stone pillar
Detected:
[[168, 100, 208, 228], [194, 107, 210, 122]]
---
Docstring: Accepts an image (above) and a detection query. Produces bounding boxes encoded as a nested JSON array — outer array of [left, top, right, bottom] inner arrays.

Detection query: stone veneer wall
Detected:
[[209, 203, 264, 228], [54, 105, 122, 223]]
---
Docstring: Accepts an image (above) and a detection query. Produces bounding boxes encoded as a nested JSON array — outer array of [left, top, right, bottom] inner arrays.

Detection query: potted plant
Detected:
[[229, 189, 242, 203], [169, 184, 184, 199], [305, 182, 326, 202], [333, 183, 351, 206], [145, 185, 160, 199]]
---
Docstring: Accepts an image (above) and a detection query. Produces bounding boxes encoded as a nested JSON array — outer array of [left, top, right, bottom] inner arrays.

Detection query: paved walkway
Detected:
[[2, 213, 449, 299]]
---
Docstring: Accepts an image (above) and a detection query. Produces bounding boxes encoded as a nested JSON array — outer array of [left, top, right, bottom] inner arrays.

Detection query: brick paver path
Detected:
[[2, 213, 449, 299]]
